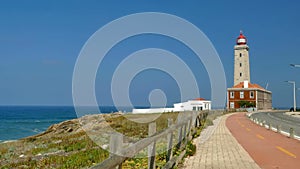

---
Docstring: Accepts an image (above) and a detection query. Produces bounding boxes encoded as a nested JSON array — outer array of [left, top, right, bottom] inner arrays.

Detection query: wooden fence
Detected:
[[90, 111, 208, 169]]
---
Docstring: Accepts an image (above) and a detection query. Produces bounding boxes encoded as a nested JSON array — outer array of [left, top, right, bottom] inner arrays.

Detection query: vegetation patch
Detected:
[[0, 111, 216, 168]]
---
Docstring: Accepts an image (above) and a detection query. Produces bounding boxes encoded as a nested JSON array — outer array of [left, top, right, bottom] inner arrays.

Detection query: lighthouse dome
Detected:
[[236, 31, 247, 45]]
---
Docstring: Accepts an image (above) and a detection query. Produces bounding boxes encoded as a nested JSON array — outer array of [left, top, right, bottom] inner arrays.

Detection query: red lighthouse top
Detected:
[[236, 31, 247, 45]]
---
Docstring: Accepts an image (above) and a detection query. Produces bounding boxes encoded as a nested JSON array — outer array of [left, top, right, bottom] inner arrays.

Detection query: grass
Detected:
[[120, 111, 209, 169], [185, 141, 196, 157], [110, 112, 179, 137], [203, 110, 225, 128]]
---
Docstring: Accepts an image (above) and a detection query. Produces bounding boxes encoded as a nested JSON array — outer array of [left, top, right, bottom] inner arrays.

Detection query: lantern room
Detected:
[[236, 31, 247, 45]]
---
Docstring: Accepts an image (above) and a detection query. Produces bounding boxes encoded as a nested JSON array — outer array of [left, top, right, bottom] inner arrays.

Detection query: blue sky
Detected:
[[0, 0, 299, 108]]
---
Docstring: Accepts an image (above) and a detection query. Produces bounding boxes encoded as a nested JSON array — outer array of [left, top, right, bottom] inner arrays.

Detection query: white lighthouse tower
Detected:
[[234, 31, 251, 85], [227, 31, 272, 110]]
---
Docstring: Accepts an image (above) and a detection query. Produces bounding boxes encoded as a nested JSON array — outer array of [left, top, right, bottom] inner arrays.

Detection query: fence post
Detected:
[[166, 119, 173, 162], [200, 113, 204, 126], [289, 128, 294, 139], [177, 125, 183, 149], [183, 123, 187, 146], [187, 117, 192, 138], [109, 133, 123, 169], [276, 125, 281, 133], [268, 123, 272, 130], [183, 123, 187, 139], [198, 116, 201, 127], [192, 112, 197, 129], [259, 119, 262, 126], [148, 122, 156, 169]]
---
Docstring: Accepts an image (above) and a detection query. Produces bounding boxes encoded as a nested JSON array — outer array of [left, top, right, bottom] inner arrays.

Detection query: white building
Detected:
[[174, 98, 211, 111], [132, 98, 211, 114]]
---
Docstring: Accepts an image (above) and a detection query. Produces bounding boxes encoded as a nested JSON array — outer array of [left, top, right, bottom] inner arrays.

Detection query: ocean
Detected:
[[0, 106, 133, 142]]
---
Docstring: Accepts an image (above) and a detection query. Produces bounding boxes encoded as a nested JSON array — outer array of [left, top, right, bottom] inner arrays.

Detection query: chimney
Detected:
[[244, 81, 248, 88]]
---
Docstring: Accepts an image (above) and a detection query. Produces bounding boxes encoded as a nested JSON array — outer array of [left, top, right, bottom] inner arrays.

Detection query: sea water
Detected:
[[0, 106, 133, 142]]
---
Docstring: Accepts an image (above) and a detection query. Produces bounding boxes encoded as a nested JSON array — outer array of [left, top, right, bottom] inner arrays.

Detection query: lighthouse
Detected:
[[234, 31, 250, 85], [227, 31, 272, 110]]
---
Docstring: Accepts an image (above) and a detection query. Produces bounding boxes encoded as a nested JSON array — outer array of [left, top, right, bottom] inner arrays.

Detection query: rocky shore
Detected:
[[0, 112, 124, 168]]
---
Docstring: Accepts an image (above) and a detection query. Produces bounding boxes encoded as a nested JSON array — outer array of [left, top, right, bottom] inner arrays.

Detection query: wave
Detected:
[[0, 140, 17, 144], [33, 128, 41, 133]]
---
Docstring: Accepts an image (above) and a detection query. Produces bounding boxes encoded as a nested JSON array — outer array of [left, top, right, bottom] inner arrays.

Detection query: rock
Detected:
[[21, 113, 123, 144], [101, 144, 108, 150], [54, 140, 62, 144], [67, 128, 73, 132]]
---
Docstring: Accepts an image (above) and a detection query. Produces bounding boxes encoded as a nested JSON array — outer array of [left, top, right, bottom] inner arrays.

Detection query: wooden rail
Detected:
[[90, 111, 208, 169]]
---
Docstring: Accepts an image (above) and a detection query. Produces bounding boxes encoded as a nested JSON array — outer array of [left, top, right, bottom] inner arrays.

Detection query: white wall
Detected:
[[132, 108, 176, 114], [132, 100, 211, 114], [174, 100, 211, 111]]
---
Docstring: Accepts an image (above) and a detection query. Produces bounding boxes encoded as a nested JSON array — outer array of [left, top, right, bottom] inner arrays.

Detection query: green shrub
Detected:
[[185, 141, 196, 157]]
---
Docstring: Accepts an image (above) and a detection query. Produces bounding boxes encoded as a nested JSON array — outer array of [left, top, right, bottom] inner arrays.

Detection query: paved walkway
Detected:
[[182, 113, 260, 169]]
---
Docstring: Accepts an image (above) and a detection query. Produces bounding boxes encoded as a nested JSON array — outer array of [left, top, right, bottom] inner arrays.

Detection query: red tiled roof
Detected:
[[194, 98, 206, 101], [232, 82, 264, 89]]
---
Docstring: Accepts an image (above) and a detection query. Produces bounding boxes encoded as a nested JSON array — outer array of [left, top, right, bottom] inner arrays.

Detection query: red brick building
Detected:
[[227, 81, 272, 110]]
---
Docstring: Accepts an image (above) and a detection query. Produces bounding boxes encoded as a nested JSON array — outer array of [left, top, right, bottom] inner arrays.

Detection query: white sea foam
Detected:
[[1, 140, 17, 144]]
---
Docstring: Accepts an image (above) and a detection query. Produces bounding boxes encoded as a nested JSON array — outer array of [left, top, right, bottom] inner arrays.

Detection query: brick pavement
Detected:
[[181, 114, 260, 169]]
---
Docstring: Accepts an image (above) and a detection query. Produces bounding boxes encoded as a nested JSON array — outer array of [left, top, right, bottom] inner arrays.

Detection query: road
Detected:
[[227, 113, 300, 169], [250, 111, 300, 136]]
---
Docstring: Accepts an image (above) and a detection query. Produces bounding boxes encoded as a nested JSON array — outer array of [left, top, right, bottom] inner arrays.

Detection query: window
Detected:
[[240, 53, 242, 57], [230, 102, 235, 108], [240, 91, 244, 99], [230, 91, 234, 98], [250, 91, 254, 98], [193, 106, 196, 111], [240, 73, 242, 77], [240, 63, 242, 67]]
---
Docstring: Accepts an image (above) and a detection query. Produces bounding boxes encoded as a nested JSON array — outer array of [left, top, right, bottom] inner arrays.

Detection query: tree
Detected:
[[238, 101, 256, 108]]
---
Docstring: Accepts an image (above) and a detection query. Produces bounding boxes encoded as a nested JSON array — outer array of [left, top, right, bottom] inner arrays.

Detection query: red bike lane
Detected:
[[226, 113, 300, 169]]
